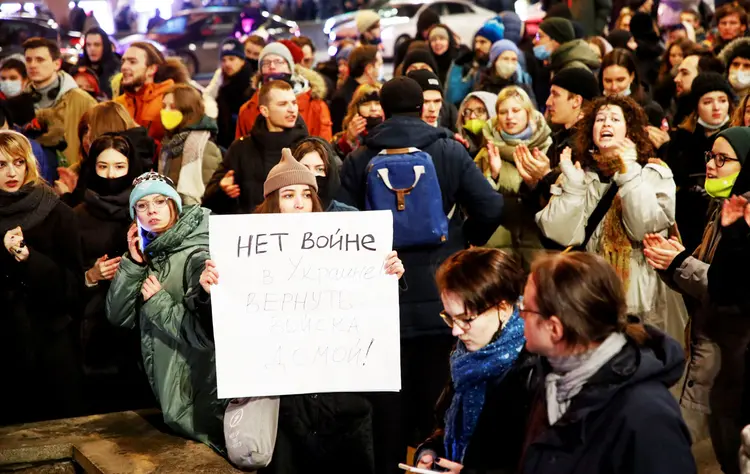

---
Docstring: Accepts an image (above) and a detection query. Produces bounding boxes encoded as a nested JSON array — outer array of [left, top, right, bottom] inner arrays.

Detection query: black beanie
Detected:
[[407, 69, 443, 94], [381, 77, 424, 118], [690, 72, 735, 108], [416, 8, 440, 37], [717, 127, 750, 165], [550, 67, 600, 101], [402, 48, 439, 74], [539, 17, 575, 44], [629, 12, 658, 42], [607, 29, 633, 49]]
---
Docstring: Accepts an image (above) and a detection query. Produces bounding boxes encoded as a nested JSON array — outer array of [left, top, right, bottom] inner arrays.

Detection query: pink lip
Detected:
[[6, 180, 19, 188], [148, 218, 160, 225]]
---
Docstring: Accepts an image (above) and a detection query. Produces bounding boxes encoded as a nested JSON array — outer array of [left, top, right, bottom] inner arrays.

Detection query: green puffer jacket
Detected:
[[105, 205, 226, 452]]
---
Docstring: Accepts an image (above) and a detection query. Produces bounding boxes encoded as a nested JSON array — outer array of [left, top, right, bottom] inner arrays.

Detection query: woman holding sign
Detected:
[[105, 171, 226, 453], [412, 248, 536, 474], [199, 148, 404, 473]]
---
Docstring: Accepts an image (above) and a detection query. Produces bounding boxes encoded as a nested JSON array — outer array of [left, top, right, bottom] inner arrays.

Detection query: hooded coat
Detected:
[[105, 205, 226, 452], [457, 91, 498, 158], [474, 112, 552, 266], [428, 25, 468, 87], [78, 27, 120, 99], [0, 184, 84, 425], [548, 40, 602, 76], [115, 79, 175, 144], [336, 115, 504, 338], [203, 116, 309, 215], [26, 71, 97, 167], [235, 68, 332, 141], [521, 328, 696, 474]]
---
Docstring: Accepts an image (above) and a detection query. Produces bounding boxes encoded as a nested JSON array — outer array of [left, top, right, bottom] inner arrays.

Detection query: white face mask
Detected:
[[495, 60, 517, 79], [730, 70, 750, 89], [0, 80, 23, 98]]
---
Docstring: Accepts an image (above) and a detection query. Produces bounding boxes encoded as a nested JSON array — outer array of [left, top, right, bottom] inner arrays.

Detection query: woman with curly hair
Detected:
[[536, 95, 688, 344]]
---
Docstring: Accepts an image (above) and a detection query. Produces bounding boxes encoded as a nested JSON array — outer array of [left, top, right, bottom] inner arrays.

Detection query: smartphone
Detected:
[[398, 463, 444, 474], [135, 219, 146, 254]]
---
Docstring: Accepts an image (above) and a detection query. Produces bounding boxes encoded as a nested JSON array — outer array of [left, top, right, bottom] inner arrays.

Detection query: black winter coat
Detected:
[[259, 393, 374, 474], [336, 116, 504, 338], [0, 188, 84, 425], [415, 349, 538, 474], [216, 62, 254, 150], [203, 116, 309, 214], [521, 328, 696, 474], [667, 122, 728, 252], [330, 77, 361, 134]]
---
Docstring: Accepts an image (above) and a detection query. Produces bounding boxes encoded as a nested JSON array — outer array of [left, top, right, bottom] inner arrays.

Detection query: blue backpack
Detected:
[[365, 148, 451, 249]]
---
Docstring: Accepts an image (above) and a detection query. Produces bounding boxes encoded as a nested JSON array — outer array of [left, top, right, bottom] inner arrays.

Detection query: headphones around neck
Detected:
[[30, 81, 61, 103]]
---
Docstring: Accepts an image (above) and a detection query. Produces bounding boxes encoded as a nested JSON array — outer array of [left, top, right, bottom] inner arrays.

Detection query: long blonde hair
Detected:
[[342, 83, 382, 131], [87, 101, 138, 142], [0, 130, 41, 186]]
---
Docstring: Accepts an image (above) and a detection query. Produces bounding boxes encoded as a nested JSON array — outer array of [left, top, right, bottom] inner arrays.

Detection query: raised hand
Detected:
[[220, 170, 241, 198], [383, 251, 404, 280], [487, 142, 502, 180], [200, 259, 220, 294], [643, 233, 685, 270], [722, 195, 750, 227], [559, 146, 585, 186], [346, 114, 367, 143], [127, 224, 144, 264], [141, 275, 162, 301], [87, 254, 122, 283], [3, 226, 29, 262], [645, 125, 670, 150]]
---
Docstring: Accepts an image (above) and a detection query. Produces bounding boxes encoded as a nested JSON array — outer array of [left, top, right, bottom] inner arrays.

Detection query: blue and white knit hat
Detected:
[[129, 171, 183, 219]]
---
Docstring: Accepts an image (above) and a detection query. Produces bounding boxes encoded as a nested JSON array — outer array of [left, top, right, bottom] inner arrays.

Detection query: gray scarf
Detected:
[[544, 332, 627, 425]]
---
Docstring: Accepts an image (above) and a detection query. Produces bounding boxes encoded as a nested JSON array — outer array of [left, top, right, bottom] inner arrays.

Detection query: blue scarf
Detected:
[[500, 123, 533, 141], [444, 306, 526, 463]]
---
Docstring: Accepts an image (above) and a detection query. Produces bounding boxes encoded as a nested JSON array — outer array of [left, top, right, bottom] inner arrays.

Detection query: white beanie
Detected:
[[258, 42, 295, 73], [356, 10, 381, 34], [461, 92, 498, 119]]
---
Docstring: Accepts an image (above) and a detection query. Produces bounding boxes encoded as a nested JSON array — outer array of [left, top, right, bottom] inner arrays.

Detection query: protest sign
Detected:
[[208, 210, 401, 399]]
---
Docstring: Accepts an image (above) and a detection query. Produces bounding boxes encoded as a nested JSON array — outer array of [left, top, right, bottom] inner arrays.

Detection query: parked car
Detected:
[[117, 6, 299, 76], [0, 16, 87, 65], [328, 0, 496, 60]]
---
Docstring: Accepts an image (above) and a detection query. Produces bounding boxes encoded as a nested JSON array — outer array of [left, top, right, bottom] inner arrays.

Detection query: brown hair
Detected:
[[614, 7, 633, 30], [349, 45, 379, 79], [0, 131, 41, 185], [22, 37, 61, 61], [258, 80, 293, 106], [87, 101, 138, 142], [657, 38, 696, 83], [436, 248, 526, 318], [245, 35, 267, 48], [715, 3, 748, 26], [156, 57, 190, 84], [78, 110, 91, 157], [166, 84, 204, 131], [342, 83, 382, 131], [573, 96, 654, 169], [530, 252, 648, 346], [253, 187, 324, 214], [292, 139, 331, 174], [129, 42, 165, 68], [732, 93, 750, 126], [291, 36, 315, 53]]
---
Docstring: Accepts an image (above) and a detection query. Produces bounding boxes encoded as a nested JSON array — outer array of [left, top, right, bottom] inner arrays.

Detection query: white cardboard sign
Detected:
[[208, 210, 401, 398]]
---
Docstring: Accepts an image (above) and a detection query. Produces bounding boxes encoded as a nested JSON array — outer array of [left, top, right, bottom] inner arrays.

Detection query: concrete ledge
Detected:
[[0, 411, 242, 473]]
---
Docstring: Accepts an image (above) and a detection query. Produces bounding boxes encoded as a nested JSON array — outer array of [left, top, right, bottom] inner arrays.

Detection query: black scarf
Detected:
[[83, 187, 132, 221], [0, 183, 59, 235]]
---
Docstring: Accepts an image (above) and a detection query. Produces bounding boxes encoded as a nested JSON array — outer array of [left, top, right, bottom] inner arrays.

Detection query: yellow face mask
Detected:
[[160, 109, 184, 131], [463, 119, 487, 135]]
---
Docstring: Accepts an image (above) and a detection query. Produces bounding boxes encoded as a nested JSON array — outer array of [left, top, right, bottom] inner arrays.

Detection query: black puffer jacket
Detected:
[[203, 116, 309, 214], [521, 327, 695, 474], [336, 116, 504, 338]]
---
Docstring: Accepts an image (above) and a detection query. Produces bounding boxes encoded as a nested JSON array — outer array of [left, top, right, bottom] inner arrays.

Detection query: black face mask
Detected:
[[263, 73, 293, 85], [247, 59, 259, 71], [365, 116, 383, 131], [88, 174, 132, 197], [315, 175, 331, 208]]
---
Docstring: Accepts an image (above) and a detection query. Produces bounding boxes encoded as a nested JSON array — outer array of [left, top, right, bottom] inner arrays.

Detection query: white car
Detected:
[[328, 0, 497, 60]]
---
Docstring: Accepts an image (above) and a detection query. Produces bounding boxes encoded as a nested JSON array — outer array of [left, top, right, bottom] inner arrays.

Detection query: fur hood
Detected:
[[249, 66, 328, 100], [718, 37, 750, 68]]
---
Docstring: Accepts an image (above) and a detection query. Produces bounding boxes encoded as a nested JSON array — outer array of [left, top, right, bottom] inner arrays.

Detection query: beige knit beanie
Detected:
[[263, 148, 319, 197], [356, 10, 381, 34]]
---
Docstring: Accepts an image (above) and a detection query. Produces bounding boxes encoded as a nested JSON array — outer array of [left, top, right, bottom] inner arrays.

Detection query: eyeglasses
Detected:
[[462, 107, 488, 119], [704, 151, 740, 168], [518, 300, 545, 318], [261, 59, 288, 69], [135, 196, 169, 214], [440, 304, 503, 330]]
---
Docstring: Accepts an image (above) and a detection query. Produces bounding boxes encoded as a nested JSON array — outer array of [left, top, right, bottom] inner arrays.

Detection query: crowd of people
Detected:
[[6, 1, 750, 473]]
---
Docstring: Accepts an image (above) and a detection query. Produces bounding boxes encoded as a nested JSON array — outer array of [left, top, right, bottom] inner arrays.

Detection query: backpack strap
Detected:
[[378, 147, 421, 155], [563, 182, 619, 253]]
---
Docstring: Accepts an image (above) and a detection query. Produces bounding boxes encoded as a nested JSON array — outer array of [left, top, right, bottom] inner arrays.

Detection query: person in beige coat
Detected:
[[23, 37, 97, 167]]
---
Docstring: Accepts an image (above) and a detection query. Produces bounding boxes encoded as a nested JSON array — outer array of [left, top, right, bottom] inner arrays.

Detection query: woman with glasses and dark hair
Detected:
[[74, 134, 153, 413], [668, 72, 736, 252], [106, 171, 225, 452], [413, 247, 536, 474], [644, 127, 750, 471]]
